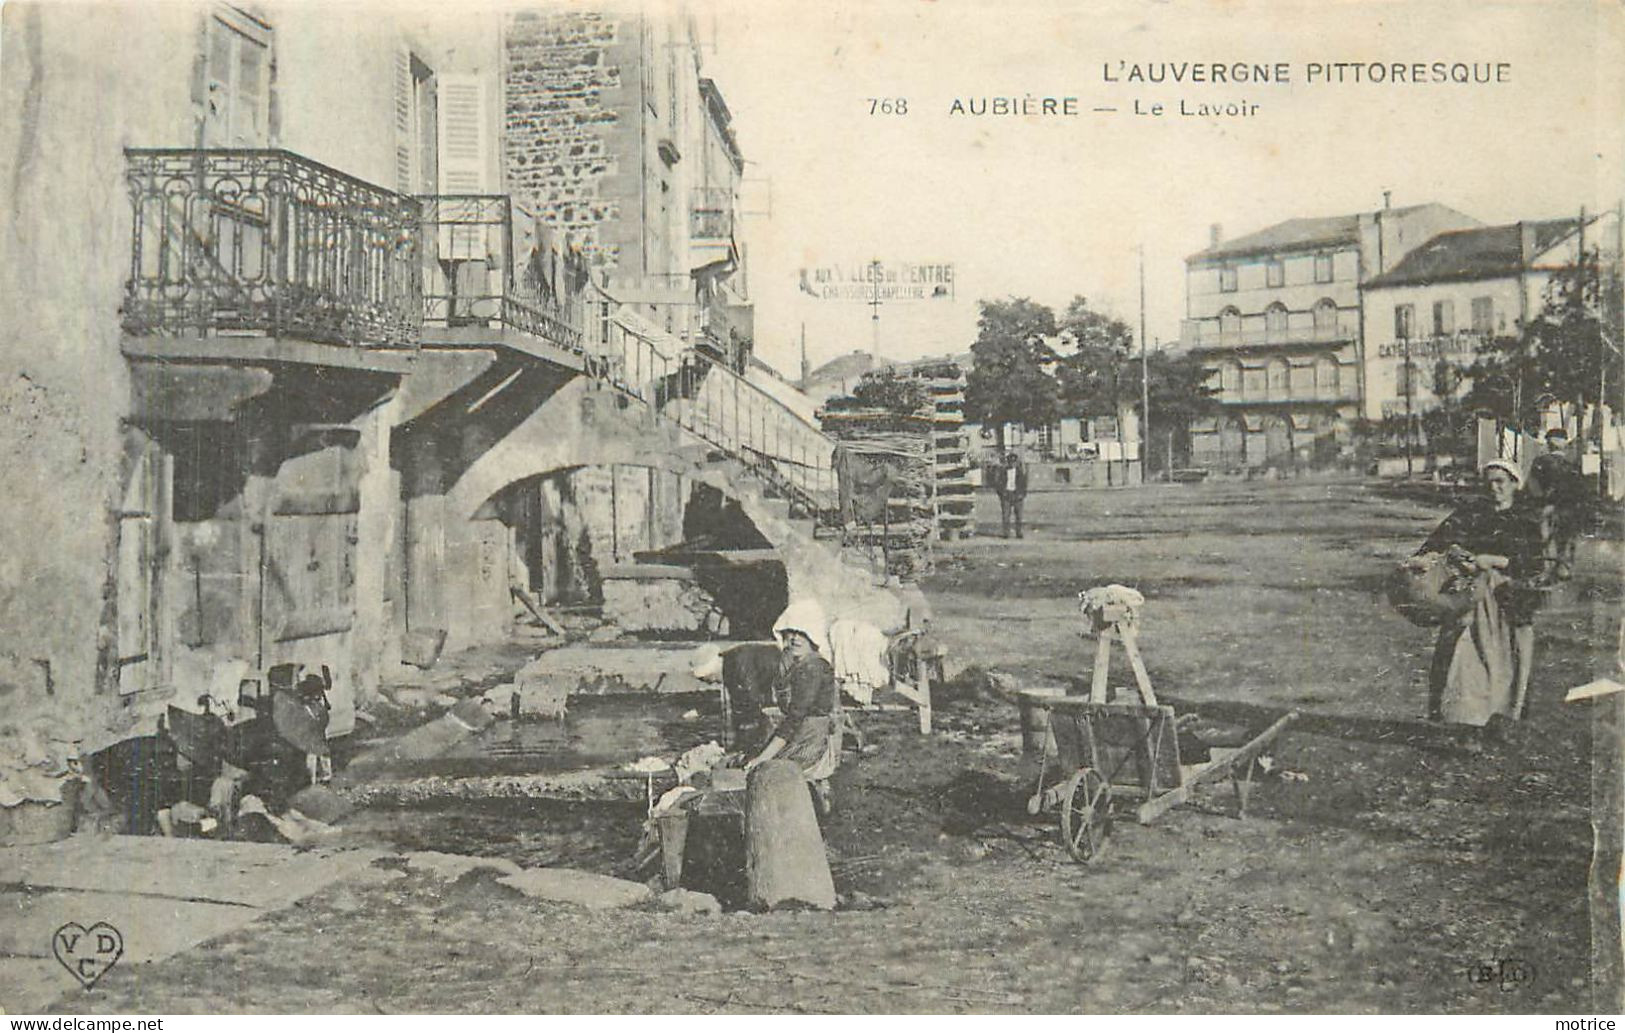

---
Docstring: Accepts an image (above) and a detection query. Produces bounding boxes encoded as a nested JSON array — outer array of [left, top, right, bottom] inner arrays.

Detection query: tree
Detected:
[[1422, 359, 1473, 461], [1054, 295, 1136, 423], [1144, 350, 1222, 472], [965, 297, 1060, 449], [1466, 241, 1624, 435], [1056, 296, 1219, 474]]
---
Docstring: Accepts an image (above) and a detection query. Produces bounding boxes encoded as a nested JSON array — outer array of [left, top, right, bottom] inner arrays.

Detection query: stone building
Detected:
[[1182, 201, 1479, 470], [1, 2, 890, 804], [503, 4, 754, 370], [1359, 212, 1621, 423], [0, 2, 498, 758]]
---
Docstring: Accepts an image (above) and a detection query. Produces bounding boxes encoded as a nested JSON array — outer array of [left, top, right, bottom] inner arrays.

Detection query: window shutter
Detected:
[[437, 74, 492, 259], [394, 46, 413, 194], [437, 74, 490, 194]]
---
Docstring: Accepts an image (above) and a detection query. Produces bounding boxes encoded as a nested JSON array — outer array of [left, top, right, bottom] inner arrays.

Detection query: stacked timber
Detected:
[[818, 396, 935, 581], [909, 361, 975, 541]]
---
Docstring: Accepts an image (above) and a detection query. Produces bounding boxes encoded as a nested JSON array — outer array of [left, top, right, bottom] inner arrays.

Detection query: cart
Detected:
[[1025, 696, 1297, 861], [1021, 586, 1298, 862]]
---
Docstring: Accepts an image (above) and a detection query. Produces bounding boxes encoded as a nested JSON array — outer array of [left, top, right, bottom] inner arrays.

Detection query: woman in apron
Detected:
[[745, 599, 841, 813]]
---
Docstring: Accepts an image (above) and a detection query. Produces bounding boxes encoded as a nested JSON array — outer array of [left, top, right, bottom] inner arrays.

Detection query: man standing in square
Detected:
[[1527, 426, 1587, 580], [995, 450, 1029, 538]]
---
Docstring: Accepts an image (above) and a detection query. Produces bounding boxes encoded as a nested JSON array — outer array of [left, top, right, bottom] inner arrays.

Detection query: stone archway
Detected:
[[413, 377, 901, 652]]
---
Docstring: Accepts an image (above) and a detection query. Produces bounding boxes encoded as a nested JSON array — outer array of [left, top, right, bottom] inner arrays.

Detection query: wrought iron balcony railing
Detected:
[[418, 194, 585, 355], [124, 149, 422, 348]]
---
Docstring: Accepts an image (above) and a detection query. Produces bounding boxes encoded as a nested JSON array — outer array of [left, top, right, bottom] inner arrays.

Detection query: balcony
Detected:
[[417, 195, 586, 365], [1215, 386, 1360, 405], [689, 187, 735, 241], [123, 149, 422, 350], [1182, 320, 1355, 351]]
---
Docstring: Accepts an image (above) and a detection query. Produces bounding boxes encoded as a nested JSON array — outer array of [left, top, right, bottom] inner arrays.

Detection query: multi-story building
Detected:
[[0, 2, 600, 771], [1360, 213, 1621, 423], [503, 5, 754, 370], [1182, 202, 1479, 469], [2, 3, 858, 814]]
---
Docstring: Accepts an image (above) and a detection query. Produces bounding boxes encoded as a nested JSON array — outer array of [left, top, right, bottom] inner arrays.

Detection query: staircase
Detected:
[[593, 310, 901, 607]]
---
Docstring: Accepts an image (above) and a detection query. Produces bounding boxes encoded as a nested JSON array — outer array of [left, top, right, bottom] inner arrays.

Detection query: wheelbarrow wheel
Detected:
[[1059, 767, 1112, 862]]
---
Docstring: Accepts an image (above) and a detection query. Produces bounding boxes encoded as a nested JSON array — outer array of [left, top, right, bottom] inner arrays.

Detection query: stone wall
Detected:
[[449, 379, 907, 635], [504, 9, 641, 270], [0, 3, 196, 752]]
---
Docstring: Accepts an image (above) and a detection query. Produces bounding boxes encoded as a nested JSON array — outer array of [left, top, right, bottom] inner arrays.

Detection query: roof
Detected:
[[1189, 203, 1437, 262], [1364, 219, 1583, 288], [802, 350, 883, 388]]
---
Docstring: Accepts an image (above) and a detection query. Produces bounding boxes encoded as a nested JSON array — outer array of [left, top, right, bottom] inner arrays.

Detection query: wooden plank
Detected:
[[1090, 628, 1114, 703], [510, 584, 566, 635], [1120, 626, 1159, 706], [1135, 711, 1298, 825]]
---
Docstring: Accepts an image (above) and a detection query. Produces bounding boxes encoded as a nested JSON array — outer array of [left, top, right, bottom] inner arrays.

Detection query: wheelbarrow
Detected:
[[1019, 585, 1298, 862], [1024, 695, 1297, 862]]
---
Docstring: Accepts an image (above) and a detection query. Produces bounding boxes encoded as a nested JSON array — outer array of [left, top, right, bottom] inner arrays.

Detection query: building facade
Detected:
[[503, 5, 754, 370], [0, 2, 503, 757], [0, 3, 825, 806], [1360, 213, 1622, 423], [1182, 203, 1480, 470]]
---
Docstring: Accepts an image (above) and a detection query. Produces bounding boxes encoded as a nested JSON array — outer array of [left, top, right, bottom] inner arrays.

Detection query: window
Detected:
[[1264, 302, 1289, 338], [1290, 362, 1315, 398], [1242, 367, 1266, 399], [1312, 298, 1338, 331], [394, 52, 437, 196], [1394, 303, 1415, 341], [1266, 358, 1289, 397], [1218, 306, 1242, 335], [1316, 358, 1340, 399], [1315, 253, 1334, 283], [1266, 260, 1285, 288], [1471, 296, 1494, 333], [1396, 360, 1420, 398], [172, 423, 246, 522], [204, 9, 271, 147], [1219, 266, 1238, 292], [1433, 299, 1455, 336], [1220, 360, 1242, 396]]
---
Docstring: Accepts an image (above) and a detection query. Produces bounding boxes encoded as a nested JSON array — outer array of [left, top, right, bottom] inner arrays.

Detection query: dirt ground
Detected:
[[78, 479, 1619, 1014]]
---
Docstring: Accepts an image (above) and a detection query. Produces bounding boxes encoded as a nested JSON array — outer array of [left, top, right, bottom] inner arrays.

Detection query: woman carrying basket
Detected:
[[1411, 459, 1545, 726]]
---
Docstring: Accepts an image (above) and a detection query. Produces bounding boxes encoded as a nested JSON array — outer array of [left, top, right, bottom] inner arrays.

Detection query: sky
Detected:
[[688, 0, 1625, 378]]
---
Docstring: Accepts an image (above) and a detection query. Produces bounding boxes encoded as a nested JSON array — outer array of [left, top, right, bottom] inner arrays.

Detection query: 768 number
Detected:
[[868, 98, 908, 115]]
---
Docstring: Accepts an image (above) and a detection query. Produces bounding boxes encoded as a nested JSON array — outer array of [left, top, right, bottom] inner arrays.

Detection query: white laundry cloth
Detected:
[[828, 619, 892, 706], [674, 741, 726, 782]]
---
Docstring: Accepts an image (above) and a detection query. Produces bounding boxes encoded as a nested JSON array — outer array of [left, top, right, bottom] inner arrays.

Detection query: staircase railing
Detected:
[[600, 313, 839, 522]]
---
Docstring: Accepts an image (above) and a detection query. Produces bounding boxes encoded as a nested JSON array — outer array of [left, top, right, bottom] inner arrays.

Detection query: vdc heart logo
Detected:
[[53, 922, 124, 989]]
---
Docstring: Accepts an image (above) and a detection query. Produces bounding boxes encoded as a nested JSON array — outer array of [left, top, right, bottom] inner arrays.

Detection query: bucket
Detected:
[[0, 779, 81, 847], [655, 812, 690, 890], [1017, 688, 1068, 756]]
